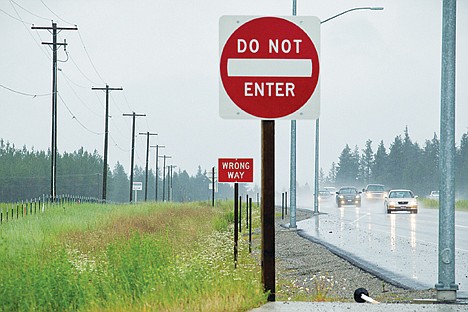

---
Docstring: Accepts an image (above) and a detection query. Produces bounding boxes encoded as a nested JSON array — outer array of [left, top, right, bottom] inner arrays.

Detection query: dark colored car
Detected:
[[336, 187, 361, 207], [362, 184, 387, 200]]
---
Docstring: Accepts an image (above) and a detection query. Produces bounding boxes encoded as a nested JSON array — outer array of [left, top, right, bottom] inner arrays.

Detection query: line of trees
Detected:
[[321, 127, 468, 198], [3, 127, 467, 203], [0, 139, 243, 203]]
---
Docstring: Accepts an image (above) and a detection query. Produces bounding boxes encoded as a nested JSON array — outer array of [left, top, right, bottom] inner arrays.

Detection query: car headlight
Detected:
[[338, 195, 344, 199], [388, 201, 396, 207], [410, 200, 418, 207], [355, 195, 360, 199]]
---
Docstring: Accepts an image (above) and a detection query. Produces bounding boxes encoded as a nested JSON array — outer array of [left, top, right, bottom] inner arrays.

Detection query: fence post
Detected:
[[281, 193, 284, 220], [285, 191, 288, 215], [249, 197, 252, 253], [246, 194, 249, 228], [239, 195, 242, 233]]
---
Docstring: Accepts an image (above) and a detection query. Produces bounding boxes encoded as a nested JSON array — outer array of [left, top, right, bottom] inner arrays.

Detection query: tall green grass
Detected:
[[419, 198, 468, 211], [0, 201, 265, 311]]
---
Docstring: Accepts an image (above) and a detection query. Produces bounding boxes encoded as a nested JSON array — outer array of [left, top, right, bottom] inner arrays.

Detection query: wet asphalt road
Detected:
[[294, 198, 468, 298]]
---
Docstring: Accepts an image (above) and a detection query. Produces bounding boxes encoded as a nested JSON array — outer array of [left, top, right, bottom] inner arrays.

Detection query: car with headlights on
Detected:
[[362, 184, 387, 200], [384, 189, 418, 214], [336, 186, 361, 207], [318, 189, 331, 201], [323, 186, 336, 196]]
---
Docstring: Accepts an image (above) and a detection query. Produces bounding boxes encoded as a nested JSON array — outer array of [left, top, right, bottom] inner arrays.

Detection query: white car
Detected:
[[323, 186, 336, 196], [429, 191, 439, 199], [384, 189, 418, 214]]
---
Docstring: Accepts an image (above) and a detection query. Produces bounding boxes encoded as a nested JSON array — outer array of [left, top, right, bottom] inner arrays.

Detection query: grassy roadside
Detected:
[[419, 198, 468, 211], [0, 201, 266, 311]]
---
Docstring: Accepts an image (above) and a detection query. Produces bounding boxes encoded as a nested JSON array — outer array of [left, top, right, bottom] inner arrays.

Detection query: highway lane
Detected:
[[296, 198, 468, 298]]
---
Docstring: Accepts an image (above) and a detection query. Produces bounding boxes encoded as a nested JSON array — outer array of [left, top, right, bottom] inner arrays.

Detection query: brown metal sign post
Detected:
[[261, 120, 275, 301], [219, 16, 320, 302]]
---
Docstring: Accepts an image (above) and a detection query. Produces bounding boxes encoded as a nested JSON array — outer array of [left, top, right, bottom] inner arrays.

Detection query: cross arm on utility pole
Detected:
[[92, 86, 123, 91], [123, 113, 146, 117], [31, 25, 78, 31]]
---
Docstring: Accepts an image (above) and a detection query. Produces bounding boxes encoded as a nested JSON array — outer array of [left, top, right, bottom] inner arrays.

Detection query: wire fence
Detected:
[[0, 194, 102, 225]]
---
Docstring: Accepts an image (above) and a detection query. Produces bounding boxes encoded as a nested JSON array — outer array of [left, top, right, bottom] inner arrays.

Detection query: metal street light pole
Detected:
[[289, 0, 298, 230], [436, 0, 458, 302], [289, 4, 383, 226], [313, 6, 383, 215]]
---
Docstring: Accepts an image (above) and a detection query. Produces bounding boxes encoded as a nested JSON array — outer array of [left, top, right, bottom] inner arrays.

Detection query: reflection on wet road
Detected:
[[296, 199, 468, 297]]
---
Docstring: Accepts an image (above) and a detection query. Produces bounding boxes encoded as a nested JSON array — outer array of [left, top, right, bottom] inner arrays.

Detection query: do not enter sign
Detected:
[[219, 16, 320, 119]]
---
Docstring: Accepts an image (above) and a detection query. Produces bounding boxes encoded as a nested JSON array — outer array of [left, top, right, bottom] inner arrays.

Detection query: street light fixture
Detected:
[[313, 7, 384, 214], [289, 5, 383, 228]]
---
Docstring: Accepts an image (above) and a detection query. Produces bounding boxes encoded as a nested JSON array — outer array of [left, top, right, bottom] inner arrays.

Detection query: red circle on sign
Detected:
[[220, 17, 319, 119]]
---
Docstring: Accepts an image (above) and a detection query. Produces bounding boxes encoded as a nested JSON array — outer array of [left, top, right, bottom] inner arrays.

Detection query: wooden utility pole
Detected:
[[123, 112, 146, 202], [32, 22, 77, 200], [139, 132, 158, 201], [150, 145, 165, 201], [92, 85, 123, 202]]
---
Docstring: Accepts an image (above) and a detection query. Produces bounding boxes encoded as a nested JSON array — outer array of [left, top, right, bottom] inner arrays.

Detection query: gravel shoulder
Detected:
[[274, 208, 436, 303]]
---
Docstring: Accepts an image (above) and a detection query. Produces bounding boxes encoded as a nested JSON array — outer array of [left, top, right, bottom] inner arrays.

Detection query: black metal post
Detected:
[[234, 183, 239, 268]]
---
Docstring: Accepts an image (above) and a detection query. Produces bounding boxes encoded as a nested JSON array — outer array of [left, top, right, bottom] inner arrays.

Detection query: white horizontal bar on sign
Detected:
[[227, 58, 312, 77]]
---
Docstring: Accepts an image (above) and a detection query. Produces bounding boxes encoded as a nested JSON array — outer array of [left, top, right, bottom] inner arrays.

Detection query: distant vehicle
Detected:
[[323, 186, 336, 196], [362, 184, 387, 199], [318, 189, 331, 201], [336, 186, 361, 208], [429, 191, 439, 199], [384, 189, 418, 214]]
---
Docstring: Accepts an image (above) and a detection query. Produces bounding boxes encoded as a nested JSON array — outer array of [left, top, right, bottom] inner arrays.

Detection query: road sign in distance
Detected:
[[132, 182, 143, 191]]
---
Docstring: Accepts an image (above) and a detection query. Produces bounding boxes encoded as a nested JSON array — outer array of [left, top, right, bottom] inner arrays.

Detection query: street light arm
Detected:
[[321, 7, 383, 24]]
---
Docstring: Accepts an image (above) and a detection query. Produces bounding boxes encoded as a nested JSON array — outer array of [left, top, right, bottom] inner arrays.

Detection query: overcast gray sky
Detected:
[[1, 0, 467, 192]]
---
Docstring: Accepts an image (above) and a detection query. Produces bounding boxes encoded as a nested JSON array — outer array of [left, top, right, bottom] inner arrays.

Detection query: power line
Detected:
[[109, 134, 130, 152], [0, 7, 33, 24], [77, 30, 105, 83], [68, 52, 100, 85], [0, 83, 50, 97], [39, 0, 75, 26], [5, 3, 51, 60], [57, 93, 103, 135], [59, 69, 89, 89], [59, 70, 102, 117], [9, 0, 50, 21]]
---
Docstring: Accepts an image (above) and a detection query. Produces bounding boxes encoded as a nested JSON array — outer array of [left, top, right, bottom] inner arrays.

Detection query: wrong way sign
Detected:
[[219, 16, 320, 119], [218, 158, 254, 183]]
